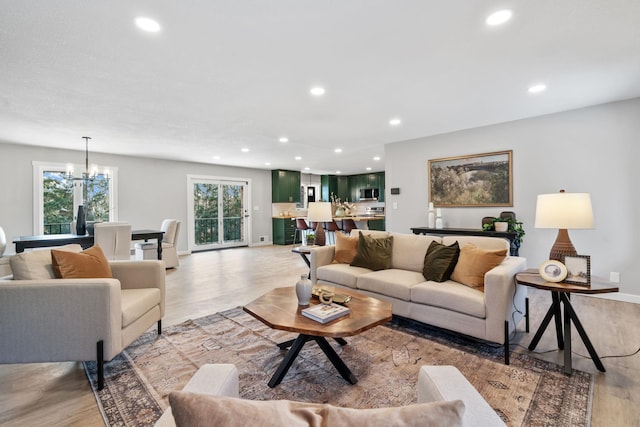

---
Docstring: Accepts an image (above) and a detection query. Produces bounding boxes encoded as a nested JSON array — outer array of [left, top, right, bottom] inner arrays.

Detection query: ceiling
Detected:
[[1, 1, 639, 175]]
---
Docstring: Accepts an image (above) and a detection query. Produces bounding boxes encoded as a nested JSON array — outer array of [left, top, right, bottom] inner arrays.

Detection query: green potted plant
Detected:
[[305, 232, 315, 246], [482, 217, 525, 252]]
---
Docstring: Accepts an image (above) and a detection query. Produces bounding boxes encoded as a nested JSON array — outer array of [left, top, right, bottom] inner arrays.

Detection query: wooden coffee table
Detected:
[[243, 286, 392, 388]]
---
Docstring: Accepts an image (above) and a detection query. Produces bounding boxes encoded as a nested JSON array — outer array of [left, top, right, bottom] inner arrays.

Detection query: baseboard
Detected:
[[250, 241, 273, 247], [583, 292, 640, 304]]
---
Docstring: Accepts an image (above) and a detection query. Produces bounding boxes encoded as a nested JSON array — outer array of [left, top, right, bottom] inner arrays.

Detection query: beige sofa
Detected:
[[0, 246, 165, 389], [155, 363, 505, 427], [310, 231, 527, 363]]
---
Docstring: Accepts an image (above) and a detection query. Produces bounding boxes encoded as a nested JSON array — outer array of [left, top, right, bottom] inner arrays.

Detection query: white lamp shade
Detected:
[[534, 192, 594, 229], [307, 202, 333, 222]]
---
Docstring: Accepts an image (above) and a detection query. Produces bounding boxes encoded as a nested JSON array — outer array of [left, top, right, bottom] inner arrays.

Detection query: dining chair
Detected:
[[341, 218, 357, 235], [94, 222, 132, 260], [323, 220, 341, 245], [294, 218, 310, 245]]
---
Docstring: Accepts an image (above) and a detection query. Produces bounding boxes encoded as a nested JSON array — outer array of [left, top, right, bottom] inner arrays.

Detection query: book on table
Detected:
[[302, 303, 350, 324]]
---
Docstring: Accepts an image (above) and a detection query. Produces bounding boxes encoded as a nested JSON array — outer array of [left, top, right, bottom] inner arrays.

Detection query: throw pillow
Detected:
[[422, 240, 460, 282], [350, 232, 393, 271], [450, 243, 507, 291], [51, 244, 113, 279], [332, 232, 359, 264], [169, 392, 465, 427], [9, 244, 83, 280]]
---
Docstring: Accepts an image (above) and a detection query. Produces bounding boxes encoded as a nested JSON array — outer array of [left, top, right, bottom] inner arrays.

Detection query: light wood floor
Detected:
[[1, 245, 639, 426]]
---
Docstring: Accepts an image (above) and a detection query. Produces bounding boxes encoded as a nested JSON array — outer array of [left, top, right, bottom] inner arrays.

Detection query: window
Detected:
[[33, 162, 118, 235]]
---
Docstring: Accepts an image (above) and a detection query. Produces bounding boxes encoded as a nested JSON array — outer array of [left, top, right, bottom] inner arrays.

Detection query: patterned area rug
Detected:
[[85, 308, 593, 427]]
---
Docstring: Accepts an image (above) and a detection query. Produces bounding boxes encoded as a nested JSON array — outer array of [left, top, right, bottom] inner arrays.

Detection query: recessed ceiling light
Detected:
[[310, 87, 326, 96], [241, 148, 250, 153], [528, 84, 547, 93], [334, 148, 342, 153], [265, 162, 271, 166], [295, 156, 302, 160], [304, 167, 310, 171], [135, 17, 161, 32], [213, 155, 220, 160], [366, 167, 372, 171], [485, 10, 512, 26], [336, 171, 342, 174], [279, 137, 288, 143], [373, 156, 381, 161], [389, 118, 402, 126]]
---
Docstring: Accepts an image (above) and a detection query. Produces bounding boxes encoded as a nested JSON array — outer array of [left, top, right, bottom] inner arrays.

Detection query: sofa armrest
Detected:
[[154, 364, 239, 427], [309, 246, 336, 284], [110, 260, 166, 317], [0, 279, 122, 363], [483, 256, 528, 343], [418, 365, 506, 427]]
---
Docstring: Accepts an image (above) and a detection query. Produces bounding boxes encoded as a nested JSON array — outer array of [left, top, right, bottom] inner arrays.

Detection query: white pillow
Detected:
[[9, 244, 83, 280]]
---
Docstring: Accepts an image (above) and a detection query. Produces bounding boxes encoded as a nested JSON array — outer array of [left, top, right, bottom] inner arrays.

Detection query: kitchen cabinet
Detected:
[[367, 218, 386, 231], [272, 217, 298, 245], [321, 175, 349, 202], [348, 172, 385, 202], [272, 170, 301, 203]]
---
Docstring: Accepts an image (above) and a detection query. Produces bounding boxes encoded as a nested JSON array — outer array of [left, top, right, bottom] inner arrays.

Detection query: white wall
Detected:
[[385, 98, 640, 298], [0, 143, 274, 252]]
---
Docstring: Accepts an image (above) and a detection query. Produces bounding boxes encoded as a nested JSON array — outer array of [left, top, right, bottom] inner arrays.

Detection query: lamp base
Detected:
[[315, 223, 326, 246], [549, 228, 577, 261]]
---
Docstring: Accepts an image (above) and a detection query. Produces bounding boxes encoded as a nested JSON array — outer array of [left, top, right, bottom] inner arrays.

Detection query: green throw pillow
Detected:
[[350, 232, 393, 271], [422, 241, 460, 282]]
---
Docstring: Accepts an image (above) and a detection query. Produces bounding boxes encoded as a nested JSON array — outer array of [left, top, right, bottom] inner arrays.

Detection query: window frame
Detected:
[[32, 161, 118, 235]]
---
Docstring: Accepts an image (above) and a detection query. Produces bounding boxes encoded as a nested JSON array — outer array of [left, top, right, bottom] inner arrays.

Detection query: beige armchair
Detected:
[[0, 249, 165, 390]]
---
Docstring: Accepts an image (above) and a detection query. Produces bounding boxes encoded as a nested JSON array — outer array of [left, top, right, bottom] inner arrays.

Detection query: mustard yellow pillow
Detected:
[[332, 232, 359, 264], [450, 243, 507, 291], [51, 245, 113, 279], [169, 392, 465, 427]]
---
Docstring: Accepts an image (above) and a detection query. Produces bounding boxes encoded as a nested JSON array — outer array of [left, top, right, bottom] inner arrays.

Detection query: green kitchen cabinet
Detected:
[[272, 217, 298, 245], [367, 218, 385, 231], [321, 175, 350, 202], [272, 169, 301, 203]]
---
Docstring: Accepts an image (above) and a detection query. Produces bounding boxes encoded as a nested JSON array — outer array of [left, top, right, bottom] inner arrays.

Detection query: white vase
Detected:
[[0, 226, 6, 257], [295, 274, 313, 306]]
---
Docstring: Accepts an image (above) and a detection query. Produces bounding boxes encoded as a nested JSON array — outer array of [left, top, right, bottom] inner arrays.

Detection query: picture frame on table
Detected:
[[539, 260, 568, 282], [428, 150, 513, 207], [563, 255, 591, 286]]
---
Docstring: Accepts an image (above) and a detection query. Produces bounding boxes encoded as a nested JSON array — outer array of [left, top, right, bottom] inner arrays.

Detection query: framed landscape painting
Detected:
[[429, 150, 513, 207]]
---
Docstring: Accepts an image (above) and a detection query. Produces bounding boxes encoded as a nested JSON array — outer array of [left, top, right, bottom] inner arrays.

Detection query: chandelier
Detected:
[[65, 136, 110, 181]]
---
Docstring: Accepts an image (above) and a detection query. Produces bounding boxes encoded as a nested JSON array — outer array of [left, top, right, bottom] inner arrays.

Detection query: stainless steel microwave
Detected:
[[359, 188, 380, 200]]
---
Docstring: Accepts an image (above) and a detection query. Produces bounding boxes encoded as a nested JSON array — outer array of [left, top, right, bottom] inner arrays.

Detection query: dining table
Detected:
[[13, 229, 165, 260]]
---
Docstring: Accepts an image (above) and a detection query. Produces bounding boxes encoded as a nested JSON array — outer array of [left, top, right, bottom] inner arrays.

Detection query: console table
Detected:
[[13, 230, 164, 260], [410, 227, 519, 256]]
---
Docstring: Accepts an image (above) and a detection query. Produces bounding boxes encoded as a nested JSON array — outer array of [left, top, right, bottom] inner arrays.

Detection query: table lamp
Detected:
[[307, 202, 333, 246], [534, 190, 594, 261]]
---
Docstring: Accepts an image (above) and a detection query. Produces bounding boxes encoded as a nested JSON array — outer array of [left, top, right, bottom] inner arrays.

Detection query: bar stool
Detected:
[[341, 218, 357, 235], [323, 220, 341, 245], [294, 218, 310, 244]]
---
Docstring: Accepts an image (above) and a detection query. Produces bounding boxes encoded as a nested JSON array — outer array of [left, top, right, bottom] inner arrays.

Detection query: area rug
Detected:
[[85, 308, 593, 427]]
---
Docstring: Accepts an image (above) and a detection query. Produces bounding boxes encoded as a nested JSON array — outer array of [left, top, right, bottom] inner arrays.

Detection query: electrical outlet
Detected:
[[393, 202, 398, 209], [259, 236, 266, 242], [609, 272, 620, 283]]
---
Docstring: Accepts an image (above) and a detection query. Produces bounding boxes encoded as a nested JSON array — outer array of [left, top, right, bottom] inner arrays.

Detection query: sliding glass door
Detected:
[[187, 175, 249, 251]]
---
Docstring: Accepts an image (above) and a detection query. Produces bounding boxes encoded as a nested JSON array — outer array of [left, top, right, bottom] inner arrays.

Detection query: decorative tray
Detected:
[[311, 287, 352, 305]]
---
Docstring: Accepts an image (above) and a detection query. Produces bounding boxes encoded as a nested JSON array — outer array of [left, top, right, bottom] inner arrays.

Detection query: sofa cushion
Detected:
[[317, 264, 371, 289], [169, 392, 465, 427], [391, 233, 441, 272], [442, 236, 508, 252], [422, 241, 460, 282], [9, 244, 83, 280], [121, 288, 162, 328], [51, 245, 113, 279], [332, 232, 359, 264], [357, 269, 425, 301], [350, 232, 393, 271], [450, 243, 507, 291], [411, 281, 486, 319]]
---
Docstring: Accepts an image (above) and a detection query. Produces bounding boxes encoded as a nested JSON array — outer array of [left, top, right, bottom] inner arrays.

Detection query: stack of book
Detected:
[[302, 303, 350, 324]]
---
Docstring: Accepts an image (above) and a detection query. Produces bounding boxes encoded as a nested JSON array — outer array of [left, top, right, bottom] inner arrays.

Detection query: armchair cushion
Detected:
[[51, 245, 112, 279], [9, 244, 83, 280], [168, 392, 465, 427]]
